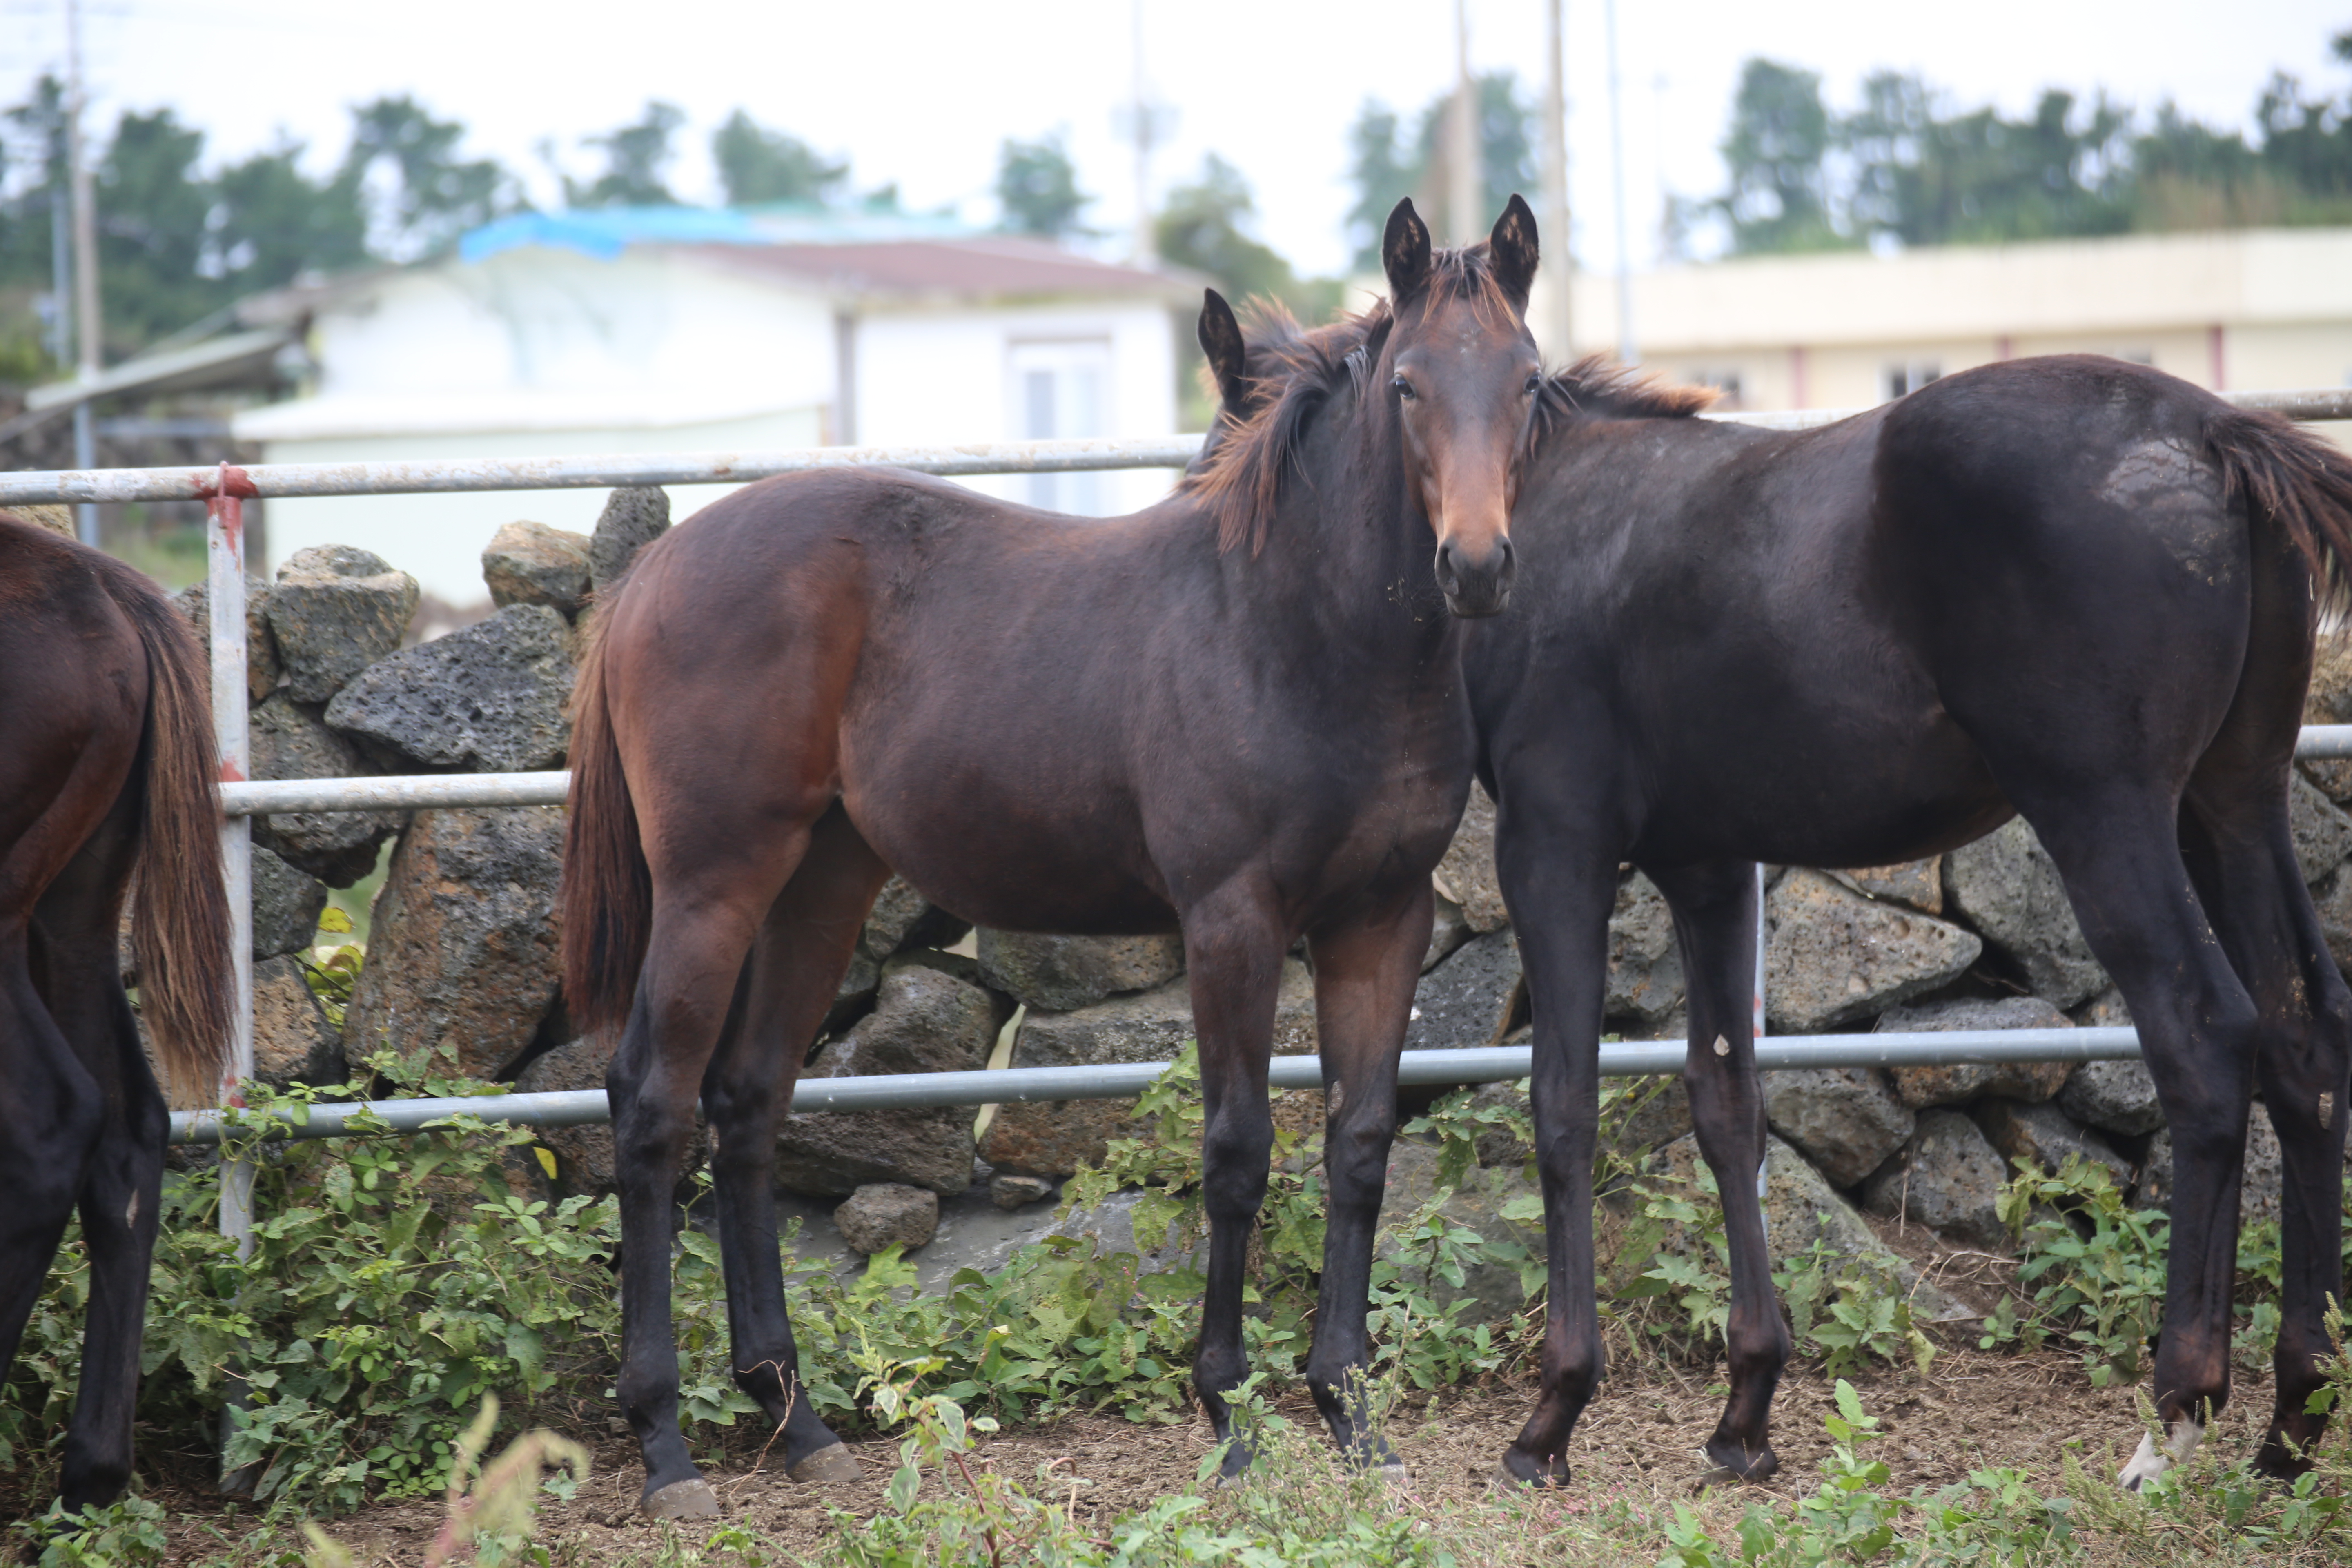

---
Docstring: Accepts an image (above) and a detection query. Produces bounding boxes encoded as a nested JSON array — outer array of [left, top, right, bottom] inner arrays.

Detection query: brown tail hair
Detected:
[[112, 579, 236, 1104], [2206, 406, 2352, 623], [561, 607, 652, 1038]]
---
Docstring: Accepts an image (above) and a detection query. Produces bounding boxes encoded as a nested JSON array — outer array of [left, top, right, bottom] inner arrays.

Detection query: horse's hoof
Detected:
[[1702, 1441, 1778, 1484], [1494, 1453, 1570, 1489], [642, 1478, 721, 1520], [786, 1444, 862, 1484]]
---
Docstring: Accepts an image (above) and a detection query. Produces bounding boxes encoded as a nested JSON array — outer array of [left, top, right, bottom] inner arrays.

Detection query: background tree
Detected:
[[343, 95, 517, 258], [1716, 59, 1844, 254], [1155, 154, 1296, 303], [996, 134, 1089, 239], [208, 141, 368, 298], [1344, 73, 1537, 268], [713, 110, 848, 206], [566, 101, 683, 208]]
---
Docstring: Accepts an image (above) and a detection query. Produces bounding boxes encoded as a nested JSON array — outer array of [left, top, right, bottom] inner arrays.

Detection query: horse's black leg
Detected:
[[1648, 859, 1787, 1482], [0, 933, 98, 1411], [1181, 889, 1285, 1483], [1492, 811, 1621, 1488], [2177, 649, 2352, 1481], [612, 831, 812, 1520], [701, 807, 886, 1486], [1301, 882, 1432, 1478], [38, 820, 164, 1515], [2006, 793, 2259, 1488]]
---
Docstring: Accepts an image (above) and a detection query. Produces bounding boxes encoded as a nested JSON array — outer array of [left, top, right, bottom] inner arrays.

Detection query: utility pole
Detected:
[[65, 0, 102, 544], [1124, 0, 1161, 267], [1540, 0, 1573, 363], [1604, 0, 1635, 363], [1446, 0, 1480, 247]]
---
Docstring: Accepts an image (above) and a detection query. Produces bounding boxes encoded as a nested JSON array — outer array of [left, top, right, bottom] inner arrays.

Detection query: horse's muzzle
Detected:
[[1437, 536, 1515, 618]]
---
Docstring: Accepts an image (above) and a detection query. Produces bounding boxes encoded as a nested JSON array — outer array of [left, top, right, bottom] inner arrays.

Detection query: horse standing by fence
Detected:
[[561, 198, 1547, 1517], [1457, 356, 2352, 1489], [0, 511, 234, 1514]]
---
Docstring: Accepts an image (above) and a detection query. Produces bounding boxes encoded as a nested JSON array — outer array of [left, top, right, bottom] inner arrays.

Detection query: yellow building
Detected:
[[1541, 227, 2352, 436]]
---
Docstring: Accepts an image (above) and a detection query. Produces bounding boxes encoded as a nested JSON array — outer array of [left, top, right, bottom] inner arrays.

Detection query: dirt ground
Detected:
[[104, 1334, 2231, 1566]]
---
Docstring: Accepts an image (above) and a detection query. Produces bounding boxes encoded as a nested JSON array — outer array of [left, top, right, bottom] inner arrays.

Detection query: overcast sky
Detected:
[[3, 0, 2346, 281]]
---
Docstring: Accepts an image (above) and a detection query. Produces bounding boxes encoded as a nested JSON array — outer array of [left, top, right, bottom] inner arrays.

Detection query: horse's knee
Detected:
[[1200, 1118, 1273, 1219], [1322, 1116, 1395, 1205]]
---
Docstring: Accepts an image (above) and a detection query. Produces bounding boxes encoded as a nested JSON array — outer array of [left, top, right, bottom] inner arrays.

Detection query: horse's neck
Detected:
[[1252, 422, 1454, 669]]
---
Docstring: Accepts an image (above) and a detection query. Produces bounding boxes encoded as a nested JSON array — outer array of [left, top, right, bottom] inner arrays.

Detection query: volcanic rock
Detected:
[[267, 545, 419, 704], [482, 521, 592, 618], [325, 603, 574, 773], [1765, 869, 1980, 1032]]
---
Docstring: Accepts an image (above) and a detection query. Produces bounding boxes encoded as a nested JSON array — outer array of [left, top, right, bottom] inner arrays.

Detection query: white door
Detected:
[[1008, 339, 1111, 515]]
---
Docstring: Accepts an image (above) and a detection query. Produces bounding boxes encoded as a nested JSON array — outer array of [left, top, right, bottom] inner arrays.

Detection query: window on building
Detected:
[[1009, 339, 1111, 514], [1685, 367, 1744, 409], [1883, 361, 1941, 401]]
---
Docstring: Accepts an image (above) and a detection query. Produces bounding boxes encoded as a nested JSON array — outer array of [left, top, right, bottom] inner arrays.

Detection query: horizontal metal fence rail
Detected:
[[167, 1027, 2140, 1144], [211, 726, 2352, 820], [9, 385, 2352, 509], [0, 435, 1209, 507]]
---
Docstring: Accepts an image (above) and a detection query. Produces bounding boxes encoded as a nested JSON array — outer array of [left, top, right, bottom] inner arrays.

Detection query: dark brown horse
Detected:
[[0, 512, 234, 1514], [560, 199, 1546, 1517], [1468, 358, 2352, 1488]]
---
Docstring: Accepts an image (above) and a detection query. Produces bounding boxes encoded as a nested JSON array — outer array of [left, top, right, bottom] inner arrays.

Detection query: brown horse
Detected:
[[0, 512, 234, 1514], [560, 197, 1545, 1516]]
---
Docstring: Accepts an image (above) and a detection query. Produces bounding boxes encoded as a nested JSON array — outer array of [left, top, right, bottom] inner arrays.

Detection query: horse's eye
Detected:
[[1392, 376, 1415, 400], [1525, 373, 1543, 394]]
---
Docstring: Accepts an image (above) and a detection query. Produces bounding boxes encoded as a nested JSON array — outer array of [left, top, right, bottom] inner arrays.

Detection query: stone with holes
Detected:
[[1765, 869, 1981, 1033], [342, 805, 564, 1081], [975, 931, 1184, 1013], [1407, 929, 1521, 1053], [1878, 996, 2078, 1108], [835, 1184, 942, 1255], [1606, 871, 1684, 1025], [325, 603, 575, 773], [775, 963, 1000, 1196], [1764, 1068, 1915, 1188], [171, 575, 281, 703], [1434, 782, 1507, 932], [252, 845, 327, 962], [1975, 1098, 2133, 1188], [2058, 1058, 2166, 1136], [252, 955, 341, 1088], [1944, 820, 2109, 1008], [588, 487, 670, 592], [267, 545, 419, 704], [247, 692, 399, 886], [482, 520, 592, 617], [1860, 1109, 2010, 1250]]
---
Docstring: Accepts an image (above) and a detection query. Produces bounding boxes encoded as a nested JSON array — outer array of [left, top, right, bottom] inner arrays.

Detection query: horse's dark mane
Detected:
[[1529, 356, 1719, 450], [1179, 298, 1390, 556], [1180, 240, 1527, 557]]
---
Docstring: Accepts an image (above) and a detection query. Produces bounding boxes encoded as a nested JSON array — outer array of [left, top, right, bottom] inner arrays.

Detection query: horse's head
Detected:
[[1380, 195, 1541, 618]]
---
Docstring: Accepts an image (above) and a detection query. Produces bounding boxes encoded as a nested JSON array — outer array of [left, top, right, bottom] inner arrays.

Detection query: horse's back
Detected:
[[1872, 358, 2268, 780]]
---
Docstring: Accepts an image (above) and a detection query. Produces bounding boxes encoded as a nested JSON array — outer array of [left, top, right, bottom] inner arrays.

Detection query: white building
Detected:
[[234, 208, 1200, 607], [1535, 226, 2352, 430]]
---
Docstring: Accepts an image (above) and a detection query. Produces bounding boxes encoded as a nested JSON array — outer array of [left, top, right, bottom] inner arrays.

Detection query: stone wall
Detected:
[[209, 490, 2345, 1265]]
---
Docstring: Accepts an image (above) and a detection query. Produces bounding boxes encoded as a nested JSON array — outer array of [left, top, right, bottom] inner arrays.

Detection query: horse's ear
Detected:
[[1197, 288, 1248, 415], [1382, 198, 1433, 305], [1488, 194, 1539, 309]]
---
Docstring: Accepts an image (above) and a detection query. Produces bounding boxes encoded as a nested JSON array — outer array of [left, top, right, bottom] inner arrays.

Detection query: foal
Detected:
[[1469, 358, 2352, 1489], [0, 512, 233, 1512], [561, 199, 1547, 1517]]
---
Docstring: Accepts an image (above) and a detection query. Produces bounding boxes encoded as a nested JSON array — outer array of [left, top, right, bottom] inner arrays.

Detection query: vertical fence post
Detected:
[[205, 461, 257, 1488]]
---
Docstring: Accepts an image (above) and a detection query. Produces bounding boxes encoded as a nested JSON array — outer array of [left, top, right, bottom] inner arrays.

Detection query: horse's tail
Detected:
[[561, 606, 651, 1040], [112, 577, 236, 1105], [2205, 406, 2352, 624]]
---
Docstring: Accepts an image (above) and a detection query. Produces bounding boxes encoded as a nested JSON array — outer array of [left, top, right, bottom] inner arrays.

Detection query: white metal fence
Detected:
[[8, 388, 2352, 1185]]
